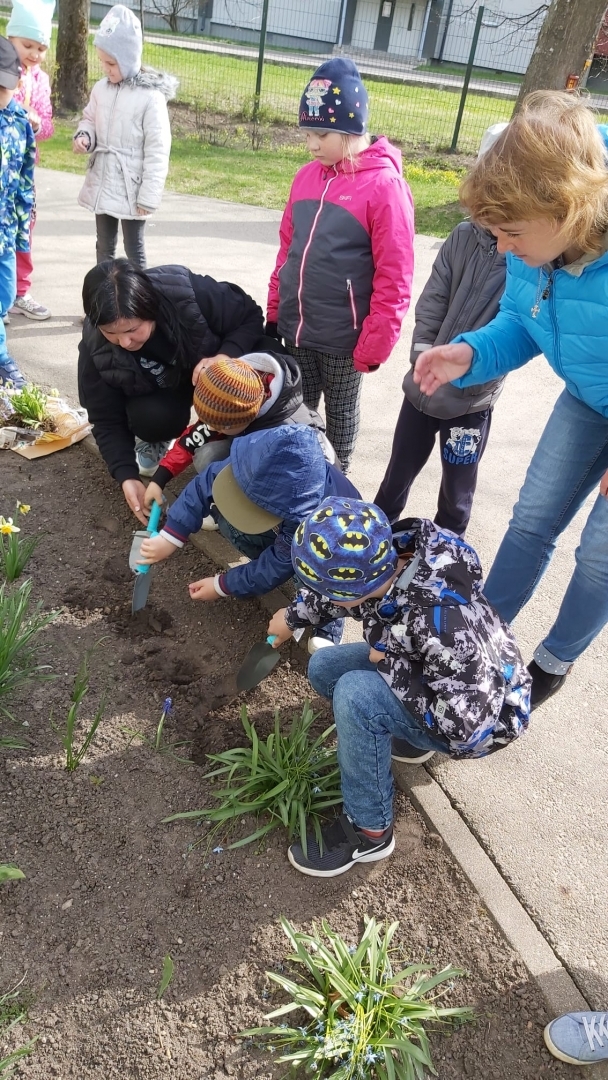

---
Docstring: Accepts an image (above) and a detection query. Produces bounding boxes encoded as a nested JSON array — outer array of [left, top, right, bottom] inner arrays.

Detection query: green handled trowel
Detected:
[[129, 500, 162, 614]]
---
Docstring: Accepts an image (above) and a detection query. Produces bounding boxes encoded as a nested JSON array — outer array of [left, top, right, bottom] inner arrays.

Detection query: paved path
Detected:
[[15, 167, 608, 1010]]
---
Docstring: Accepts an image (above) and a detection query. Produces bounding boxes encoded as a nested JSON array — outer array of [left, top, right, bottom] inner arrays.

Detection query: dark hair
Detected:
[[82, 259, 191, 369]]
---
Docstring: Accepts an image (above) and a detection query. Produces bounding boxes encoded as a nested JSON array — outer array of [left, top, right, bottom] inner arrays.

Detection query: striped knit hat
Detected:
[[193, 358, 265, 430]]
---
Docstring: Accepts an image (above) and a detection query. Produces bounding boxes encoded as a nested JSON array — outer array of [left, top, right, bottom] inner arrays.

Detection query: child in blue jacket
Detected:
[[0, 36, 35, 388], [138, 425, 359, 649]]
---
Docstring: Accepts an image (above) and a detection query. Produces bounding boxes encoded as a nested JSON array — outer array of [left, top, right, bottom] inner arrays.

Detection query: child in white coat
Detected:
[[73, 4, 176, 269]]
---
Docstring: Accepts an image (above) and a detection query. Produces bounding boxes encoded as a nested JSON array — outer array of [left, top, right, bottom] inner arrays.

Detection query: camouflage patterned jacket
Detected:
[[285, 518, 531, 758], [0, 99, 35, 256]]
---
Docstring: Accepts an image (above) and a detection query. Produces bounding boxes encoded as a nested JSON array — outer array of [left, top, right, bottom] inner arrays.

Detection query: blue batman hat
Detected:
[[298, 57, 369, 136], [292, 497, 398, 601]]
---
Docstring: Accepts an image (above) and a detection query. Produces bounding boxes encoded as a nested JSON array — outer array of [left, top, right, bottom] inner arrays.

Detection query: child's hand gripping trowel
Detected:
[[129, 500, 162, 614]]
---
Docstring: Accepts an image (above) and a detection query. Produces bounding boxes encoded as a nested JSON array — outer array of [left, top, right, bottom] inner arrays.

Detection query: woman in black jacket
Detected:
[[78, 259, 265, 524]]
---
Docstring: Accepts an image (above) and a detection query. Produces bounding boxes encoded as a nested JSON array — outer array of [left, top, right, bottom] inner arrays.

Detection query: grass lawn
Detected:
[[23, 17, 516, 156], [41, 121, 465, 237]]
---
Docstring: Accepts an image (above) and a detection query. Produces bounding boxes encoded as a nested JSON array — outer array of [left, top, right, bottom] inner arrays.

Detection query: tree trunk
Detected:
[[55, 0, 89, 114], [515, 0, 606, 109]]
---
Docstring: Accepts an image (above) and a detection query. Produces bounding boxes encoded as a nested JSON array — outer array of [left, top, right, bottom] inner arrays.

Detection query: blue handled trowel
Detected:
[[129, 500, 162, 614]]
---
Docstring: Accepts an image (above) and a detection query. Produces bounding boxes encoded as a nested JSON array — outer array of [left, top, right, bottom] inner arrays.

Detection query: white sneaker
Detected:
[[202, 515, 218, 531], [10, 294, 51, 321], [308, 635, 336, 655]]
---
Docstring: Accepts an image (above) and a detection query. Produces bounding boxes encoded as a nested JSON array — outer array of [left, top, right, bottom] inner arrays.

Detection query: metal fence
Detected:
[[26, 0, 608, 154]]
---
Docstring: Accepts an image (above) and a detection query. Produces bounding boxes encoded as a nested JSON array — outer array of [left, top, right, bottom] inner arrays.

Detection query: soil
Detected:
[[0, 446, 570, 1079]]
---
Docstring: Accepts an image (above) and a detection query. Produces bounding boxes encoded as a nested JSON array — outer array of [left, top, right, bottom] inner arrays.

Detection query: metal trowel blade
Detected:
[[236, 640, 281, 692]]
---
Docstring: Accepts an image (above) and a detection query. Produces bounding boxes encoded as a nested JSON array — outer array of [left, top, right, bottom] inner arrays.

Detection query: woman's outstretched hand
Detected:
[[413, 343, 474, 396], [122, 479, 149, 526]]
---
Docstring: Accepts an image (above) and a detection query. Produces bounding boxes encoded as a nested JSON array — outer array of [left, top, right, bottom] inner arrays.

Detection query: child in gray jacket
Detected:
[[375, 130, 507, 535], [375, 222, 505, 535]]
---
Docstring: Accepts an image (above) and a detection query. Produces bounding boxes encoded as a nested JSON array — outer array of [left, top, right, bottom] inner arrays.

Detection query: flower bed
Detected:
[[0, 446, 569, 1079]]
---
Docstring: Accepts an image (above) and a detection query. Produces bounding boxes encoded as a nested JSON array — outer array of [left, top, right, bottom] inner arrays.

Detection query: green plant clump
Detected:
[[0, 504, 40, 583], [243, 917, 473, 1079], [164, 703, 341, 855], [0, 579, 56, 719], [8, 385, 48, 428]]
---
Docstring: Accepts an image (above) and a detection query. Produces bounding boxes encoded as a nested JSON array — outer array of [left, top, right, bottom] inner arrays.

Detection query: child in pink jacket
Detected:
[[267, 58, 414, 472], [8, 0, 54, 321]]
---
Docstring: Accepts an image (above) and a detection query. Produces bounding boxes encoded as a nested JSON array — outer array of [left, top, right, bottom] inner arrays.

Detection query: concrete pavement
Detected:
[[13, 167, 608, 1011]]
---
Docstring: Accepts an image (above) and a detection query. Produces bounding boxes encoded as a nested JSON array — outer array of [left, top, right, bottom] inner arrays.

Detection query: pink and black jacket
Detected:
[[267, 136, 415, 373]]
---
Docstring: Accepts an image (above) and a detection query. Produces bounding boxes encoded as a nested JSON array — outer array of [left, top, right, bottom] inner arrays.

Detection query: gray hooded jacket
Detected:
[[403, 222, 507, 419]]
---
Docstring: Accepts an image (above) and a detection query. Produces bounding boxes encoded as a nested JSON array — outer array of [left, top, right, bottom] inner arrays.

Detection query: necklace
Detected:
[[531, 269, 551, 318]]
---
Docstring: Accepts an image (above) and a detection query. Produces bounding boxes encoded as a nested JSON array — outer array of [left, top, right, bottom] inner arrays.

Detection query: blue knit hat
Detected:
[[7, 0, 55, 47], [292, 497, 398, 600], [299, 58, 369, 136]]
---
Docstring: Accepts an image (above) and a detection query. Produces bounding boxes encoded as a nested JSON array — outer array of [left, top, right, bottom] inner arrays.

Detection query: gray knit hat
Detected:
[[94, 4, 142, 81]]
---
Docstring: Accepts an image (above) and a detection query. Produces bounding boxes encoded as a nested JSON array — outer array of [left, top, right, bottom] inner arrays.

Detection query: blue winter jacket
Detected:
[[0, 100, 35, 257], [162, 428, 360, 597], [452, 243, 608, 418]]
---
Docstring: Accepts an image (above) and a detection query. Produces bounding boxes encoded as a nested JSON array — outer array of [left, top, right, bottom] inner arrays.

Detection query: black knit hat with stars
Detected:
[[298, 57, 369, 137]]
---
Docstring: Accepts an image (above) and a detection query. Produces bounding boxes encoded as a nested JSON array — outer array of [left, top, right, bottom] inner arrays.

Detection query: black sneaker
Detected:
[[288, 813, 394, 878], [391, 737, 436, 764], [528, 660, 571, 711]]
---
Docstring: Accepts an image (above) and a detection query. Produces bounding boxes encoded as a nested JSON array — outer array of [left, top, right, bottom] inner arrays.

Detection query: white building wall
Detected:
[[388, 2, 426, 59], [212, 0, 341, 43], [438, 0, 545, 74], [351, 0, 380, 50]]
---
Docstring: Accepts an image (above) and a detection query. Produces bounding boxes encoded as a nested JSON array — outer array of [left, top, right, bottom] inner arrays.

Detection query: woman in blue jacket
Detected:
[[414, 91, 608, 710]]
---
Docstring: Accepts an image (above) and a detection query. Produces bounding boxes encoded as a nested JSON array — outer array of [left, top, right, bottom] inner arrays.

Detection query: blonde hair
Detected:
[[340, 132, 371, 172], [460, 91, 608, 254]]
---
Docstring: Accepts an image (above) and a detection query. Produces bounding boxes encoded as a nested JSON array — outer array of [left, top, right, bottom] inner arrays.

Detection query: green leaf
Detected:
[[0, 864, 25, 883], [157, 954, 174, 1000]]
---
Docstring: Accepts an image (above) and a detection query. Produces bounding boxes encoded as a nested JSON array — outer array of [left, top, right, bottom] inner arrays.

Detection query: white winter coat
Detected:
[[76, 69, 177, 219]]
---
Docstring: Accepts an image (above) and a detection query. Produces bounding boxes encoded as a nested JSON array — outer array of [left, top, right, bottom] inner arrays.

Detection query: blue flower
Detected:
[[162, 697, 173, 715], [212, 846, 223, 854], [312, 786, 321, 794]]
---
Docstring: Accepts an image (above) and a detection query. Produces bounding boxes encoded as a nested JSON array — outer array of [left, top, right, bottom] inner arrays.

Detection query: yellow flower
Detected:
[[17, 502, 30, 514], [0, 516, 20, 534]]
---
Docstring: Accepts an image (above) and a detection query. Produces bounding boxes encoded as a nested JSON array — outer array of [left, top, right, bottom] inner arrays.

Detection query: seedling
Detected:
[[157, 955, 174, 1001], [0, 866, 24, 884], [123, 696, 191, 761], [0, 980, 36, 1077], [164, 703, 341, 856], [0, 579, 57, 719], [0, 503, 39, 583], [54, 647, 107, 772], [242, 916, 473, 1079]]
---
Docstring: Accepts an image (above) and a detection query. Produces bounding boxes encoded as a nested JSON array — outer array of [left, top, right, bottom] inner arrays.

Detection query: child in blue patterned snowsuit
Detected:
[[0, 35, 35, 388]]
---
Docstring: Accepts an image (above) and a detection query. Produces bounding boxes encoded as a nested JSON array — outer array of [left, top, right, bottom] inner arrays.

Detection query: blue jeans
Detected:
[[309, 642, 449, 831], [484, 390, 608, 668], [216, 514, 278, 560], [0, 250, 16, 360]]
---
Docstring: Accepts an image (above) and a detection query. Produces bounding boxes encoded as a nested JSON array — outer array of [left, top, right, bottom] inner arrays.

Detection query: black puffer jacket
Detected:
[[403, 223, 506, 419], [78, 264, 264, 483]]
